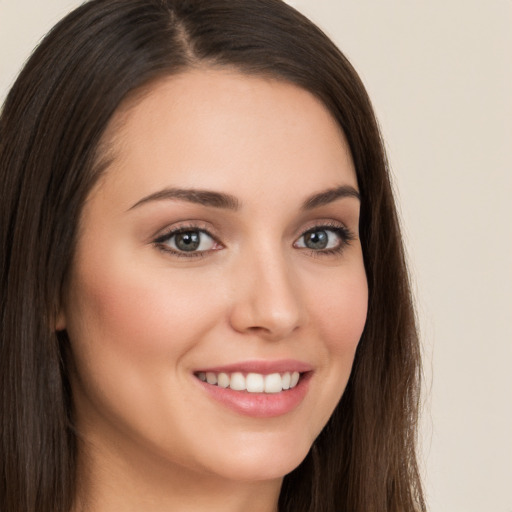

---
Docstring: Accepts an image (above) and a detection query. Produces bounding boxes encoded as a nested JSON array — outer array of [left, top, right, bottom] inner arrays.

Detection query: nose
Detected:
[[228, 250, 305, 340]]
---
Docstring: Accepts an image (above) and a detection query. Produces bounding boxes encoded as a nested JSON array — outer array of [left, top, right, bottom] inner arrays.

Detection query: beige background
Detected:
[[1, 1, 511, 510]]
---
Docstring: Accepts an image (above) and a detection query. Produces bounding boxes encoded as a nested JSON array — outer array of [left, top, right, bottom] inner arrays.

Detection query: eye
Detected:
[[294, 225, 353, 253], [154, 228, 218, 255]]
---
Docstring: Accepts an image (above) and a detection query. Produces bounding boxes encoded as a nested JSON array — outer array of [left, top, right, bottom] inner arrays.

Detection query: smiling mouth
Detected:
[[195, 371, 302, 394]]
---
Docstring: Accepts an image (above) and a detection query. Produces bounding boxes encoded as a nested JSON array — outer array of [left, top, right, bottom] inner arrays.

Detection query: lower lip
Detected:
[[195, 373, 312, 418]]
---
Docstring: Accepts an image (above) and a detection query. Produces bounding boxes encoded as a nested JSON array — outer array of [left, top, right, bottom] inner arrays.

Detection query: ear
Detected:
[[55, 307, 67, 331]]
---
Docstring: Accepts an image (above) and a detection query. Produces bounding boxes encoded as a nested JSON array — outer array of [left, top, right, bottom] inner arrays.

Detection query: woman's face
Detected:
[[59, 69, 368, 484]]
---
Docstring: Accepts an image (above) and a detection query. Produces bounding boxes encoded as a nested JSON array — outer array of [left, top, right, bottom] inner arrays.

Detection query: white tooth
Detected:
[[230, 372, 246, 391], [246, 373, 264, 393], [264, 373, 283, 393], [281, 372, 291, 390], [290, 371, 300, 388], [206, 372, 218, 385], [217, 372, 230, 388], [197, 372, 207, 382]]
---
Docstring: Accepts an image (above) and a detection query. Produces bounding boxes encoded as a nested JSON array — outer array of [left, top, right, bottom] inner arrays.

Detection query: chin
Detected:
[[197, 433, 313, 483]]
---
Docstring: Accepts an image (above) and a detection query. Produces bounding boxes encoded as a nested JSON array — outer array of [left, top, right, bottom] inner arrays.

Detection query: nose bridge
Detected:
[[229, 240, 304, 339]]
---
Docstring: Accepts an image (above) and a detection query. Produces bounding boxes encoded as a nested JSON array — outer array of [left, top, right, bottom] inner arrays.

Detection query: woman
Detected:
[[0, 0, 425, 511]]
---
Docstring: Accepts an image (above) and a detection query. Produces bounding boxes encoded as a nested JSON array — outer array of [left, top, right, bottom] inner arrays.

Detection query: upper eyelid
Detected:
[[153, 220, 349, 237], [297, 220, 354, 237], [301, 222, 346, 232], [155, 225, 212, 238], [152, 221, 219, 242]]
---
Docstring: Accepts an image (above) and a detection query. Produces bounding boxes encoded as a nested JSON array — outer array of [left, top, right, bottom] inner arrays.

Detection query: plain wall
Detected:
[[1, 1, 511, 510]]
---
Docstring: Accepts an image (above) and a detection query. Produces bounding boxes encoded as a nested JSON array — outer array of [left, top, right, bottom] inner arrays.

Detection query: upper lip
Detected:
[[194, 359, 313, 375]]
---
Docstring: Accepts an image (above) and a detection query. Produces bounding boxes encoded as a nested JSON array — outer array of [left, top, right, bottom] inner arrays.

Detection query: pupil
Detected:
[[176, 231, 200, 251], [305, 230, 328, 249]]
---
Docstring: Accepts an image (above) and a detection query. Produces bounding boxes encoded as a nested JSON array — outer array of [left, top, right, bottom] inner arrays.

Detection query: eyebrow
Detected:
[[128, 188, 241, 211], [300, 185, 360, 210], [128, 184, 360, 212]]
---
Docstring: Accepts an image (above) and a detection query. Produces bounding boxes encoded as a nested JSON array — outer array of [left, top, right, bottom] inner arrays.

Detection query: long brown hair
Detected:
[[0, 1, 425, 510]]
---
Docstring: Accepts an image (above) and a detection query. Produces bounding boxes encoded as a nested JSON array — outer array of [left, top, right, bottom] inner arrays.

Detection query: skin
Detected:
[[58, 68, 368, 512]]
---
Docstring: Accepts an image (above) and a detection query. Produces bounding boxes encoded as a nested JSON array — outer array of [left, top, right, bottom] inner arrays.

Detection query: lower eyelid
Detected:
[[156, 246, 208, 258]]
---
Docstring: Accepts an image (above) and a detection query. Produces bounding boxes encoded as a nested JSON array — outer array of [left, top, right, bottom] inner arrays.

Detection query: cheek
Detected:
[[312, 267, 368, 355], [299, 263, 367, 435], [64, 248, 224, 364], [63, 251, 230, 455]]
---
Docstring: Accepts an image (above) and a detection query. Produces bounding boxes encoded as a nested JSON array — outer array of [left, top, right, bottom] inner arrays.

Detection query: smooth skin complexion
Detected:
[[58, 68, 368, 512]]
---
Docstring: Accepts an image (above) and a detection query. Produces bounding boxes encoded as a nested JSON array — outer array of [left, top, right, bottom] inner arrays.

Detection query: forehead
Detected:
[[95, 67, 357, 210]]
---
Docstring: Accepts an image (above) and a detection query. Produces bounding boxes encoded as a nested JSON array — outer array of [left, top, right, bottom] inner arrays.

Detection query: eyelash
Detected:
[[152, 222, 355, 259], [297, 222, 355, 257], [153, 223, 218, 259]]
